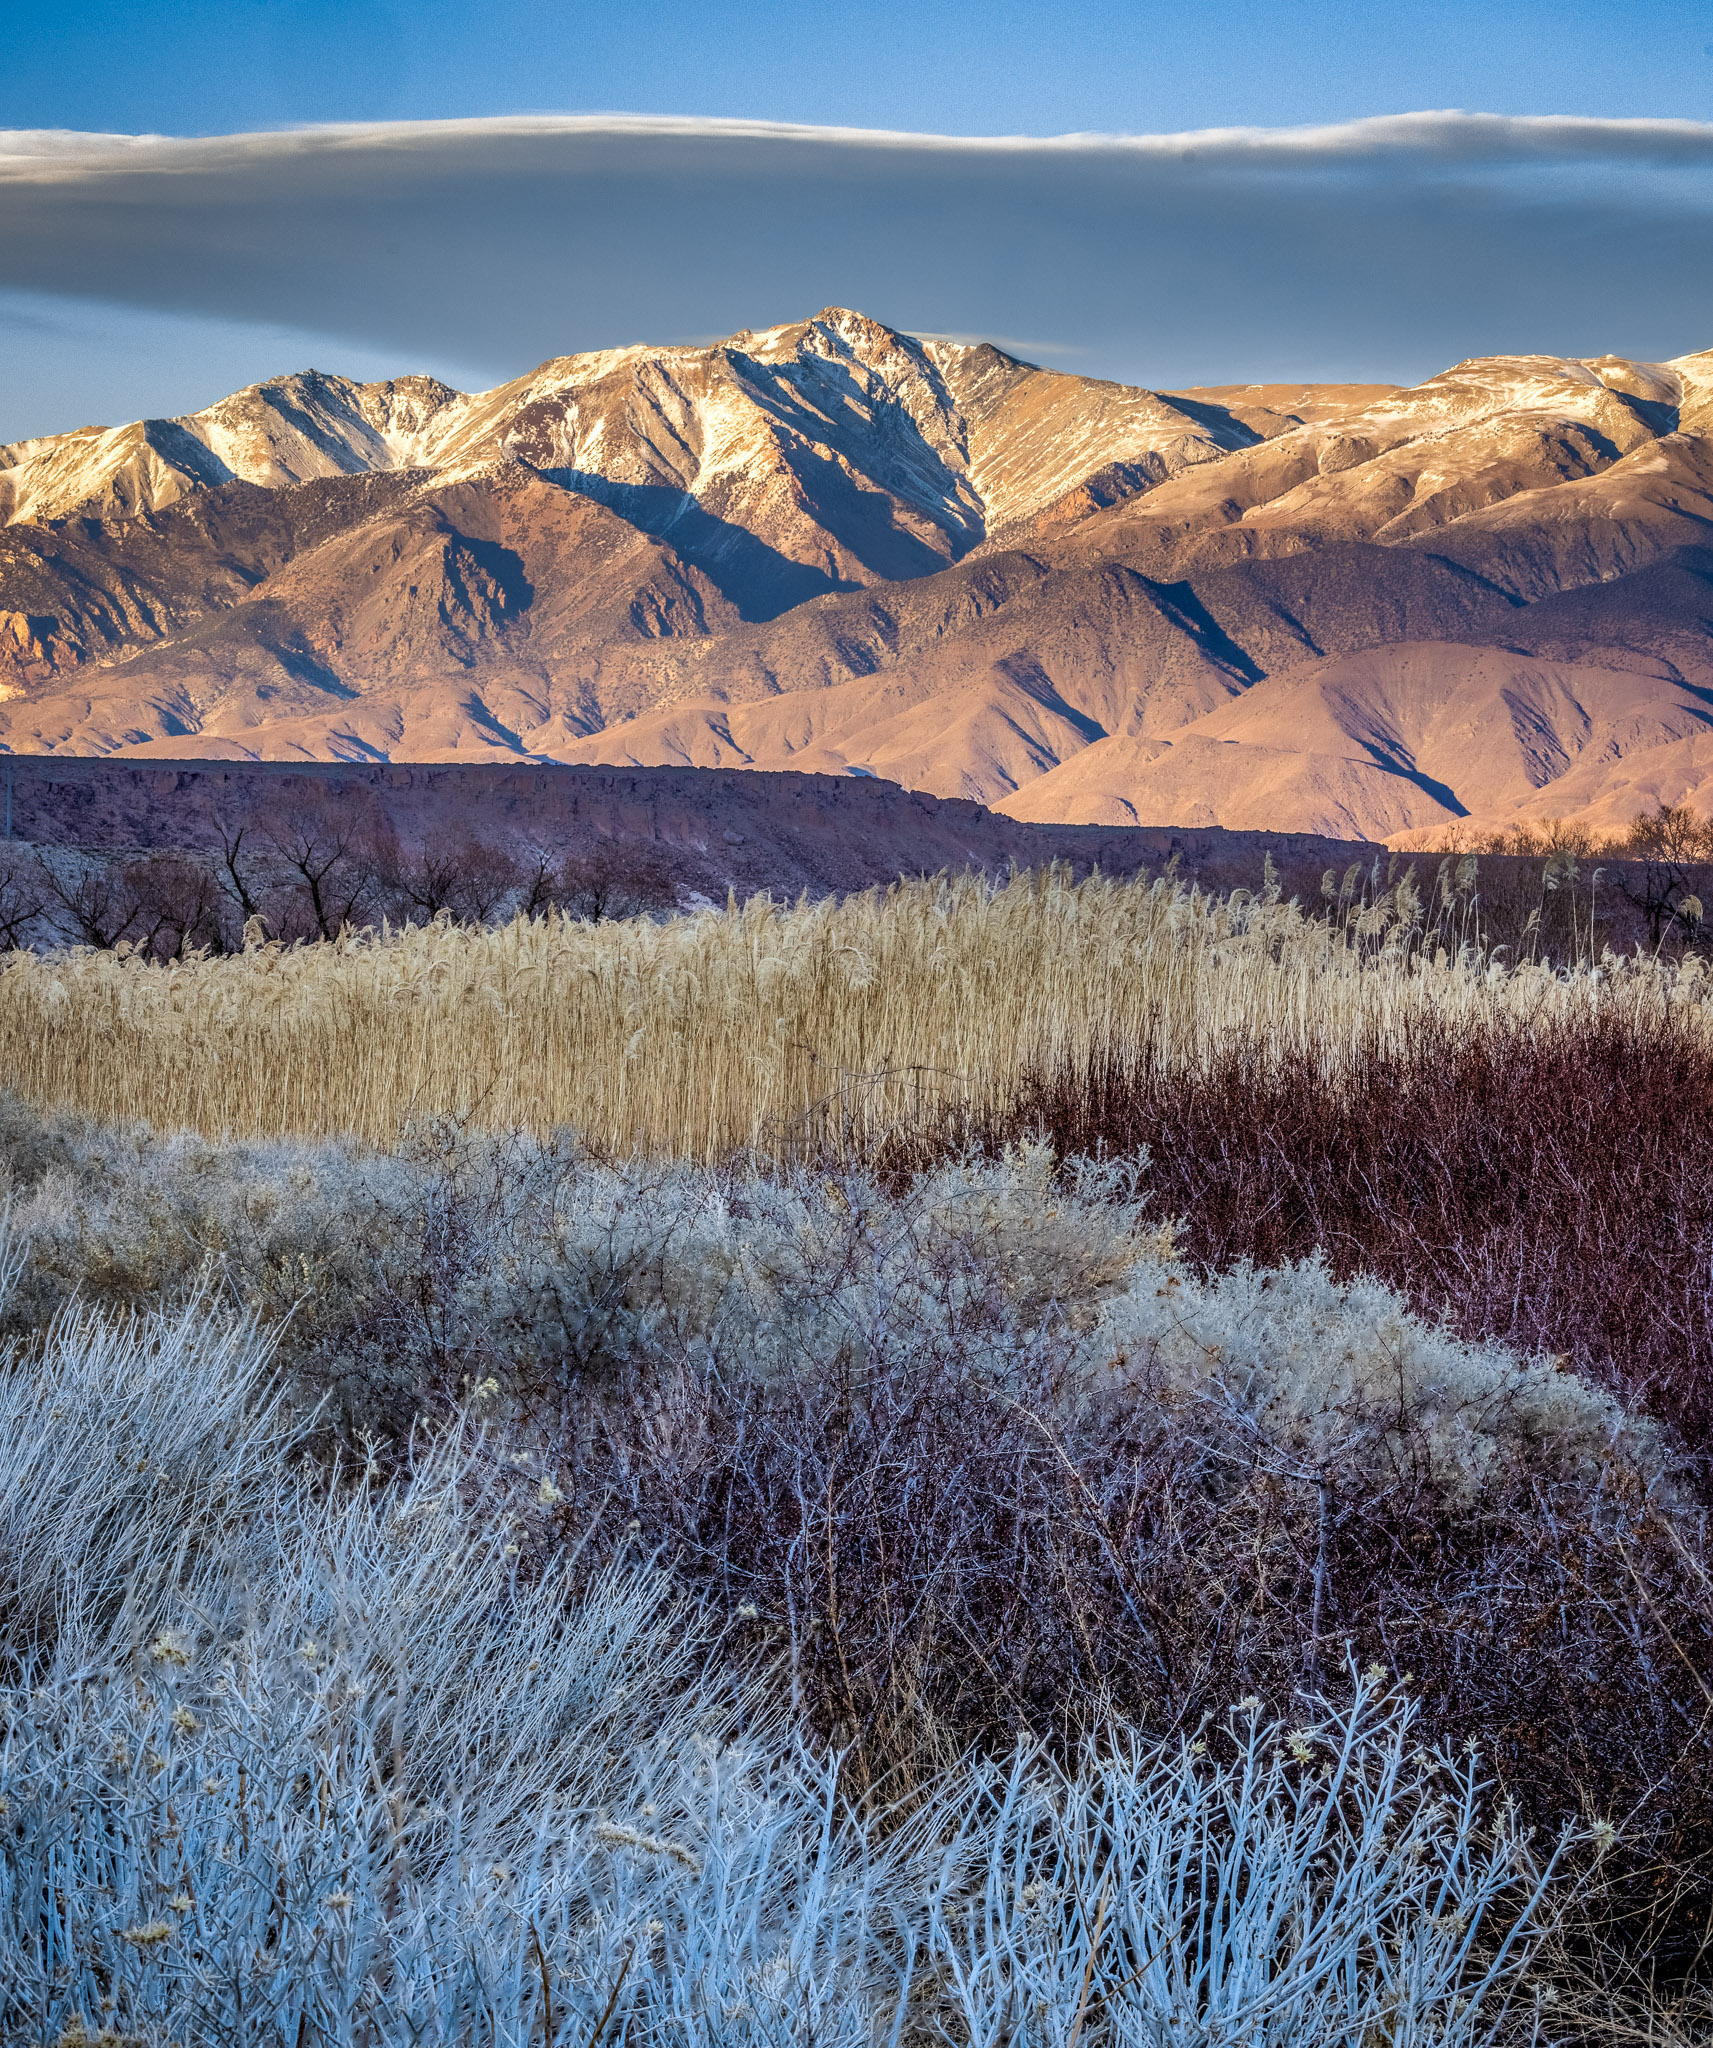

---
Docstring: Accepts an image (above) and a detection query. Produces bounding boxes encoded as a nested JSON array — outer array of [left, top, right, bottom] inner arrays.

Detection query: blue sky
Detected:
[[5, 1, 1713, 439], [9, 0, 1713, 138]]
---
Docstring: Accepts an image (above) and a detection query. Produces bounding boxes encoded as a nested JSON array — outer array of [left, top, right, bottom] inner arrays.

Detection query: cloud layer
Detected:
[[4, 112, 1713, 432]]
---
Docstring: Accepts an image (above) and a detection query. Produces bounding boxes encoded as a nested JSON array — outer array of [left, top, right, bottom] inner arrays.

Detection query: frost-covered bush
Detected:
[[0, 1102, 448, 1429], [4, 1673, 1573, 2048], [1092, 1249, 1649, 1498], [0, 1286, 294, 1661], [0, 1263, 1580, 2048], [0, 1095, 1643, 1501], [0, 1271, 883, 2046], [0, 1110, 1149, 1429], [0, 1092, 1705, 1951]]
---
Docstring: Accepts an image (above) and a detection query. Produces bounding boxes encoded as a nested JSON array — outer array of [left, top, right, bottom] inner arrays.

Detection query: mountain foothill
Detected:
[[5, 305, 1713, 845]]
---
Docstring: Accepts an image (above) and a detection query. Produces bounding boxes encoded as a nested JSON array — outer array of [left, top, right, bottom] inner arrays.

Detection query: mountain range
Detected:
[[5, 305, 1713, 845]]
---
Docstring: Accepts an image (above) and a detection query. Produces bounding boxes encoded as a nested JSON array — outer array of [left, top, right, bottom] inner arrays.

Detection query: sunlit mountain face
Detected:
[[5, 307, 1713, 844]]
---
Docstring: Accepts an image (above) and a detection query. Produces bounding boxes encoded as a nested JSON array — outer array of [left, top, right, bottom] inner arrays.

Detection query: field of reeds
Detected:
[[2, 862, 1711, 1156], [6, 849, 1713, 2043]]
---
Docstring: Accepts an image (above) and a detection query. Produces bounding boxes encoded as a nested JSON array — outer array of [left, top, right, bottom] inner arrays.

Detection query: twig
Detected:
[[587, 1942, 636, 2048], [1066, 1875, 1111, 2048], [532, 1920, 554, 2048]]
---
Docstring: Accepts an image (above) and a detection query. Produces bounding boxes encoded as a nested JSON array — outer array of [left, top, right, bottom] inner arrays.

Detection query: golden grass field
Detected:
[[3, 865, 1706, 1156]]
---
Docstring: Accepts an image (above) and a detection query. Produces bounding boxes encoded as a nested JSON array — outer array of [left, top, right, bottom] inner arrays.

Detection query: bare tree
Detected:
[[550, 842, 682, 922], [200, 806, 269, 929], [388, 833, 526, 926], [35, 849, 230, 957], [119, 852, 230, 959], [257, 790, 399, 941], [0, 847, 47, 951], [515, 845, 561, 920], [39, 856, 153, 951], [1607, 802, 1713, 948]]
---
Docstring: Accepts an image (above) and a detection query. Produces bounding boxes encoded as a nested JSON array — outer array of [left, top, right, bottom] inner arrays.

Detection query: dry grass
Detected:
[[3, 866, 1709, 1157]]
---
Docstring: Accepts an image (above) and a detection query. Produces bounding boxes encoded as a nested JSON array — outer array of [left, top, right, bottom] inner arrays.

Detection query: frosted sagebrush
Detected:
[[0, 1286, 295, 1662], [0, 1275, 1579, 2047], [3, 1680, 1573, 2048], [1093, 1247, 1650, 1498], [0, 1107, 1654, 1498]]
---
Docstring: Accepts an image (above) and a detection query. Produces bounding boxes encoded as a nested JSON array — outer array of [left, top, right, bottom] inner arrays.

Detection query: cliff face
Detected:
[[6, 309, 1713, 844]]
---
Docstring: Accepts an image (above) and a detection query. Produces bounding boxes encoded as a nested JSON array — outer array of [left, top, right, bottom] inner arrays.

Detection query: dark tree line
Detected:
[[0, 788, 685, 957], [10, 793, 1713, 967]]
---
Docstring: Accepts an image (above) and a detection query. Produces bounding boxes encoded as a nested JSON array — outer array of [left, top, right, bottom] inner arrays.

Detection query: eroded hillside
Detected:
[[6, 310, 1713, 841]]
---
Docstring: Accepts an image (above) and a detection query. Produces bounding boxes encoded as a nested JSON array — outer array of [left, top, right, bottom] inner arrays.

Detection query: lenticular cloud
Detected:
[[2, 111, 1713, 389]]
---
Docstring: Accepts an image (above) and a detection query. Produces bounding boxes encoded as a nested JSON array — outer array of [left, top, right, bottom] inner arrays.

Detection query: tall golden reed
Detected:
[[0, 868, 1704, 1157]]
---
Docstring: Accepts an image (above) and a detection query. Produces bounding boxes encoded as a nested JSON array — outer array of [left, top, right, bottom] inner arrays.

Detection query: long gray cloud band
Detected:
[[4, 113, 1713, 386]]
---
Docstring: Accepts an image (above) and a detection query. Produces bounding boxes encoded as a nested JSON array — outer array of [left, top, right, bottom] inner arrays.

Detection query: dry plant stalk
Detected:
[[1, 866, 1708, 1157]]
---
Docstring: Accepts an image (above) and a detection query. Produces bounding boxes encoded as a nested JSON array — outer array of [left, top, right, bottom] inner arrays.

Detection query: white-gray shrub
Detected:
[[1091, 1247, 1649, 1497], [0, 1102, 1654, 1500], [0, 1266, 1590, 2047]]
